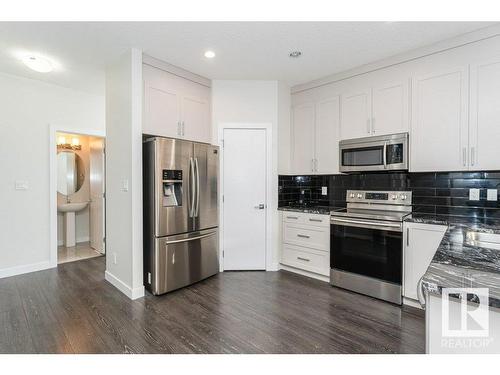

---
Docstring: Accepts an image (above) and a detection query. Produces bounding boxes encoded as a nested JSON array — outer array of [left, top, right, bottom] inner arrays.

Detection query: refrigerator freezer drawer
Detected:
[[150, 228, 219, 295]]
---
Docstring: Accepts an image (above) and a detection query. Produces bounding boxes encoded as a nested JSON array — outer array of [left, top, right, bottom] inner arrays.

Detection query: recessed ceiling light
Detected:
[[289, 51, 302, 58], [21, 54, 54, 73], [204, 50, 216, 59]]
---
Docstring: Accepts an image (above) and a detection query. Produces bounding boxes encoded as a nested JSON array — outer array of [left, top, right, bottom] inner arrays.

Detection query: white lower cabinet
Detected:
[[280, 212, 330, 277], [403, 222, 447, 302]]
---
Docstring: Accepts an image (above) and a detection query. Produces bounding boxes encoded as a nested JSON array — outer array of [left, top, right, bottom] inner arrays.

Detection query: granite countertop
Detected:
[[278, 205, 343, 215], [407, 214, 500, 308]]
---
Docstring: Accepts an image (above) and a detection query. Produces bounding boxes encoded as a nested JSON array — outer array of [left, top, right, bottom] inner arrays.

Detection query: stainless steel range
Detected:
[[330, 190, 412, 305]]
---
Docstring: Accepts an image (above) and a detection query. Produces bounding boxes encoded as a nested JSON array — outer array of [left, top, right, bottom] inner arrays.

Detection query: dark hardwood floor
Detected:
[[0, 257, 425, 354]]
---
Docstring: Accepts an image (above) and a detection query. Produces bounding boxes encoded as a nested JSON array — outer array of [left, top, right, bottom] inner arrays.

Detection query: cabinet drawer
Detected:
[[283, 222, 329, 251], [283, 212, 330, 227], [281, 244, 329, 276]]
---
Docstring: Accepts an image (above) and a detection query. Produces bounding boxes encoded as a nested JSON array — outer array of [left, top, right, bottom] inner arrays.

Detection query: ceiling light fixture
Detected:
[[204, 50, 216, 59], [289, 51, 302, 58], [21, 54, 54, 73]]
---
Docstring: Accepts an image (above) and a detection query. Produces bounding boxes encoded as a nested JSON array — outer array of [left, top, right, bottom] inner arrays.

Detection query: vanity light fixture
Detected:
[[21, 54, 54, 73], [57, 136, 81, 151], [204, 50, 216, 59]]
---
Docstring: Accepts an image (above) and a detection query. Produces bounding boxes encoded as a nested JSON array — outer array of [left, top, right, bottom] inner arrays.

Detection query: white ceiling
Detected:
[[0, 22, 496, 94]]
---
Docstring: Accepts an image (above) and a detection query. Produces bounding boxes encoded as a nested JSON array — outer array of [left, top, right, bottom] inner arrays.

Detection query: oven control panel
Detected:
[[346, 190, 412, 205]]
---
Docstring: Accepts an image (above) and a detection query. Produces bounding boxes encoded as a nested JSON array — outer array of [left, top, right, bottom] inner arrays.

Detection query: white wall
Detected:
[[104, 49, 144, 299], [212, 80, 290, 271], [0, 72, 104, 278]]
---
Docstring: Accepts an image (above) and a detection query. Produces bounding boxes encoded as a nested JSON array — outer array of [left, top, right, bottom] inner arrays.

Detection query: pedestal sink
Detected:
[[57, 202, 89, 247]]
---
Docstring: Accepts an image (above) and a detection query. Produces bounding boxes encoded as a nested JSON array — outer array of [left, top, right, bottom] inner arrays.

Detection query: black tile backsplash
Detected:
[[278, 172, 500, 220]]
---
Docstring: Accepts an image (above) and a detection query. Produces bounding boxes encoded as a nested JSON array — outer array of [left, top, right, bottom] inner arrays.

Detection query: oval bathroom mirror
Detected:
[[57, 151, 85, 196]]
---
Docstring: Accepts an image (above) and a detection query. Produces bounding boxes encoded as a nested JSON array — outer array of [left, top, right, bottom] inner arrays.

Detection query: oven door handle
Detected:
[[331, 217, 402, 232]]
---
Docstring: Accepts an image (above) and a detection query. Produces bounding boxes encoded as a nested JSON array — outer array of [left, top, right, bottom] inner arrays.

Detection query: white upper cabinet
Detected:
[[372, 80, 409, 136], [143, 64, 211, 143], [340, 82, 409, 140], [315, 97, 340, 174], [340, 89, 371, 140], [290, 95, 340, 175], [143, 64, 182, 139], [469, 57, 500, 171], [181, 95, 210, 143], [410, 66, 469, 172], [291, 103, 315, 174]]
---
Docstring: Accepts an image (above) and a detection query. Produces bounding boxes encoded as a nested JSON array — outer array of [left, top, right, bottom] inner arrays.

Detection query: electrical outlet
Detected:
[[469, 188, 480, 201], [113, 253, 117, 265], [487, 189, 498, 201], [322, 186, 328, 196]]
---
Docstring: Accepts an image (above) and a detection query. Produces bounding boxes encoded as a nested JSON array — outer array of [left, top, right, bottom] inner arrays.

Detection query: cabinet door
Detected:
[[315, 96, 340, 174], [372, 80, 409, 136], [291, 103, 315, 174], [410, 67, 469, 172], [403, 223, 446, 300], [181, 95, 210, 143], [143, 65, 182, 138], [180, 79, 211, 143], [340, 89, 371, 140], [469, 58, 500, 171]]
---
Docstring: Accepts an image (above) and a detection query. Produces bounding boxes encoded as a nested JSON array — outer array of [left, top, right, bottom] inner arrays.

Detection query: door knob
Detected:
[[254, 204, 265, 210]]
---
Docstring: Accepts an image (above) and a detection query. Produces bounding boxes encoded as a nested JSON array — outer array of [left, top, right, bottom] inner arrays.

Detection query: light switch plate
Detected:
[[322, 186, 328, 196], [487, 189, 498, 201], [15, 180, 28, 190], [469, 188, 480, 201], [121, 179, 129, 192]]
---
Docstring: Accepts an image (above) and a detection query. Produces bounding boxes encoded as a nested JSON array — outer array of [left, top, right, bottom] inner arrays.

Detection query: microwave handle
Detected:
[[383, 141, 387, 169]]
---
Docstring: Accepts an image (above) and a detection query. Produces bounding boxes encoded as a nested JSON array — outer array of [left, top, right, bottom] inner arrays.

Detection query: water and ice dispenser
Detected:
[[162, 169, 183, 207]]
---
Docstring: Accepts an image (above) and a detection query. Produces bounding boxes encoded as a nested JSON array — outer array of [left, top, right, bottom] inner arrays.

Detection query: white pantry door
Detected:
[[89, 137, 105, 254], [223, 128, 267, 270]]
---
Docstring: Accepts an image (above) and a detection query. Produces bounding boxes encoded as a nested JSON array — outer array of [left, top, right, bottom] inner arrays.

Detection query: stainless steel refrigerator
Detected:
[[143, 137, 219, 295]]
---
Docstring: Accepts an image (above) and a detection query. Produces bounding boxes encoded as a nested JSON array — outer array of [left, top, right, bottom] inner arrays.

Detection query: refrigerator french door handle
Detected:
[[195, 157, 200, 217], [189, 157, 195, 217]]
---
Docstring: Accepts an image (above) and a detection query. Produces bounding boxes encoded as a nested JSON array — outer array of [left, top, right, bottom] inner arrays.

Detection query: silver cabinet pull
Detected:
[[297, 256, 310, 262], [462, 147, 467, 166], [406, 227, 410, 247], [177, 121, 182, 136], [311, 158, 315, 172], [372, 117, 375, 134], [309, 218, 322, 222], [172, 250, 175, 264], [181, 121, 185, 136], [366, 118, 371, 134], [297, 234, 310, 239], [286, 216, 298, 220], [471, 146, 475, 166]]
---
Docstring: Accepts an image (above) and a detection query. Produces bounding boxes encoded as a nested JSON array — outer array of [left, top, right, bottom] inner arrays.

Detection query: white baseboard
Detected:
[[105, 270, 145, 300], [404, 297, 424, 310], [279, 264, 330, 283], [0, 260, 54, 279], [58, 237, 90, 246]]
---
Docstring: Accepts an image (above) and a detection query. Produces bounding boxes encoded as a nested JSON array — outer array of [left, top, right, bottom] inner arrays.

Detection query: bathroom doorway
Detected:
[[54, 131, 106, 264]]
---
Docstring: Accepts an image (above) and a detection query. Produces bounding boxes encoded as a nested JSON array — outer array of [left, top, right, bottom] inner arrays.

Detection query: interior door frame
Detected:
[[48, 124, 106, 268], [218, 123, 273, 272]]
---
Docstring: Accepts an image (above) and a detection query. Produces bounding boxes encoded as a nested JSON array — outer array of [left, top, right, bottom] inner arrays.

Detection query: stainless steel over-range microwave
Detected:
[[339, 133, 409, 173]]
